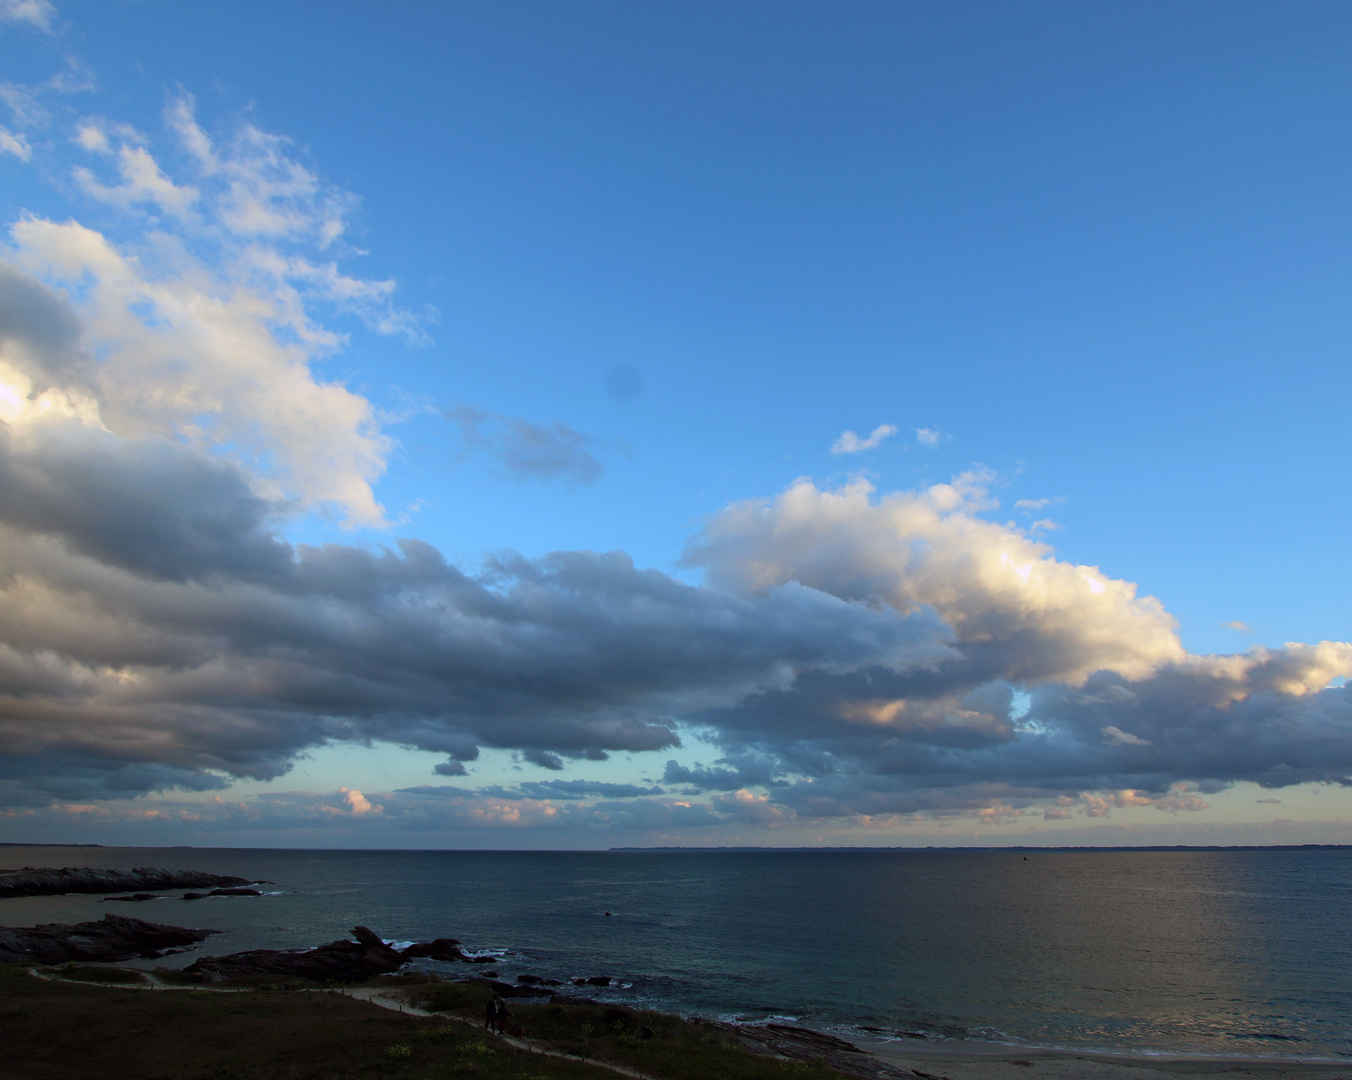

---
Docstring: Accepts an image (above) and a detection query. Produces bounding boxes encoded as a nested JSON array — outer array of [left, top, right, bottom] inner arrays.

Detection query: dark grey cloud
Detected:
[[446, 405, 603, 484], [0, 421, 292, 582], [662, 750, 785, 792], [0, 261, 87, 390], [0, 399, 943, 804]]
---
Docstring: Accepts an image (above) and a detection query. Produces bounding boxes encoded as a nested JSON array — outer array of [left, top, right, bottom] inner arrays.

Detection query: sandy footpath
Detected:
[[853, 1035, 1352, 1080]]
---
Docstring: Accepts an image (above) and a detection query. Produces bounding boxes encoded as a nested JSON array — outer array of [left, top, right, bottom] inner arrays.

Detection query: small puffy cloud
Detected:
[[433, 760, 468, 777], [338, 787, 381, 815], [831, 423, 897, 455], [447, 406, 603, 484], [1101, 725, 1151, 747], [1225, 621, 1253, 634], [915, 426, 944, 447]]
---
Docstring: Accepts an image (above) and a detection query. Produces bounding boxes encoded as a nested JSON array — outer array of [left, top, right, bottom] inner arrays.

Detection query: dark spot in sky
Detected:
[[606, 363, 642, 401]]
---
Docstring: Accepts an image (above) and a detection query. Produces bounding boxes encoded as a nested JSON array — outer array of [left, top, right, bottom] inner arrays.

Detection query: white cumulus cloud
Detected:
[[831, 423, 897, 455]]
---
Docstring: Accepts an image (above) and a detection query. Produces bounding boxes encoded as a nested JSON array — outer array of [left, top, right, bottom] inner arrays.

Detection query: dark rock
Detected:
[[0, 914, 220, 964], [184, 925, 404, 982], [583, 975, 612, 986], [0, 866, 256, 899], [517, 974, 542, 984], [181, 888, 261, 900], [400, 937, 465, 962], [101, 893, 158, 902]]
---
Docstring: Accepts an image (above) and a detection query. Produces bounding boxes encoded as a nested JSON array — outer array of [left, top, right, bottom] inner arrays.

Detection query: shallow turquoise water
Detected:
[[4, 845, 1351, 1058]]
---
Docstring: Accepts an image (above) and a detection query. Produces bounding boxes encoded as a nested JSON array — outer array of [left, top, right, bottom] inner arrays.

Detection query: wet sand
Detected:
[[853, 1034, 1352, 1080]]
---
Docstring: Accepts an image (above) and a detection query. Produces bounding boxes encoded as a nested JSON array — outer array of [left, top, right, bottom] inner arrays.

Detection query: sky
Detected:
[[0, 0, 1350, 848]]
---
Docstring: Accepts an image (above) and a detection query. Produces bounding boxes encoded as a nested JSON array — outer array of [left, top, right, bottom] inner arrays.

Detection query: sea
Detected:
[[4, 845, 1351, 1061]]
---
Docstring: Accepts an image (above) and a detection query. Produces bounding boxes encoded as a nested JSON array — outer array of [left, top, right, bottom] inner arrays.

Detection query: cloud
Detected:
[[1101, 725, 1151, 747], [1015, 496, 1064, 513], [0, 273, 947, 806], [0, 127, 30, 159], [669, 473, 1352, 821], [0, 94, 439, 525], [685, 472, 1185, 687], [446, 406, 604, 484], [72, 120, 199, 216], [338, 786, 381, 815], [831, 423, 896, 455], [512, 779, 666, 799], [0, 0, 55, 32], [662, 751, 783, 792], [915, 426, 945, 447], [1225, 620, 1253, 634]]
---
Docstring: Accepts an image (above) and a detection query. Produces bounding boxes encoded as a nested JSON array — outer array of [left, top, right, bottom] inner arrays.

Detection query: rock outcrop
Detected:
[[0, 866, 255, 898], [398, 937, 466, 962], [185, 926, 407, 982], [0, 913, 220, 964]]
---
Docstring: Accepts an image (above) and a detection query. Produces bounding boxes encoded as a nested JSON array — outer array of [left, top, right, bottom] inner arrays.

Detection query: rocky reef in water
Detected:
[[187, 926, 419, 982], [0, 913, 220, 964], [0, 866, 259, 898]]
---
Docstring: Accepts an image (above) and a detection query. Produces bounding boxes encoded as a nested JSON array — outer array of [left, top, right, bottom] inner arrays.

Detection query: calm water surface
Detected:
[[4, 846, 1350, 1059]]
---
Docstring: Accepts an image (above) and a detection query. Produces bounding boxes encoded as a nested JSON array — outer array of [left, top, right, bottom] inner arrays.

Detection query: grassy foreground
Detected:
[[0, 964, 850, 1080]]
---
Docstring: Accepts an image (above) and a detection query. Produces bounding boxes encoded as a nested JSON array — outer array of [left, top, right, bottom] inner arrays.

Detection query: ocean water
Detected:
[[3, 845, 1351, 1060]]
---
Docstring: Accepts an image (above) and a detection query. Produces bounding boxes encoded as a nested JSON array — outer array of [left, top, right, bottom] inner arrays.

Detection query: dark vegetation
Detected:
[[0, 963, 851, 1080]]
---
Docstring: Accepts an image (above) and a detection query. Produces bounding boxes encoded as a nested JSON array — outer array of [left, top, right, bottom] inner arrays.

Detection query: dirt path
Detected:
[[26, 969, 663, 1080]]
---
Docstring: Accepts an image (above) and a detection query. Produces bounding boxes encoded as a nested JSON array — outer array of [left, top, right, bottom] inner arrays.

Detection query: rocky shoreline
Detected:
[[0, 913, 220, 964], [0, 865, 263, 898]]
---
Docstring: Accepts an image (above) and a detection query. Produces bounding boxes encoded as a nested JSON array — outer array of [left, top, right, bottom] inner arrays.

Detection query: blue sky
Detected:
[[0, 0, 1350, 847]]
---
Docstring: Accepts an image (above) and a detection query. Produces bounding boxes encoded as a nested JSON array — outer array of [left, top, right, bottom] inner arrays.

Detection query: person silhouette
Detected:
[[484, 996, 497, 1030]]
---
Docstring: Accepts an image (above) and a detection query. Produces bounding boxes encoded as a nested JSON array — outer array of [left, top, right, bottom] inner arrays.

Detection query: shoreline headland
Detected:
[[3, 865, 1350, 1080]]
